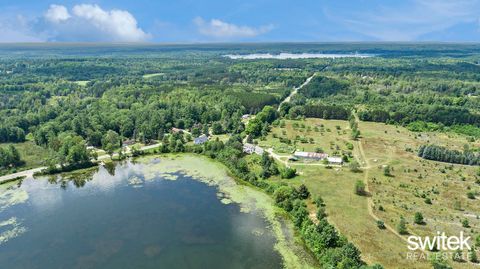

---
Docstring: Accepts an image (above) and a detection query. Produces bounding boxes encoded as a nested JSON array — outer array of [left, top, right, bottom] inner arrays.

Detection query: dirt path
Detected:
[[352, 112, 425, 248], [278, 73, 317, 112]]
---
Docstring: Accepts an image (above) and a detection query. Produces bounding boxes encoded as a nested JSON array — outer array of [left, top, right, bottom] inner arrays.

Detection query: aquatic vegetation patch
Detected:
[[0, 217, 27, 245], [136, 154, 316, 269], [0, 186, 29, 212], [128, 176, 143, 187]]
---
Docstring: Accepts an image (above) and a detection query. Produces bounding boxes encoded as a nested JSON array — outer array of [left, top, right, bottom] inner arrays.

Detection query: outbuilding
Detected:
[[194, 134, 209, 145]]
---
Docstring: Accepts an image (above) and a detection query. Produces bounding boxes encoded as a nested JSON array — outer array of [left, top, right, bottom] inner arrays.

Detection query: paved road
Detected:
[[0, 143, 162, 184], [0, 167, 46, 183]]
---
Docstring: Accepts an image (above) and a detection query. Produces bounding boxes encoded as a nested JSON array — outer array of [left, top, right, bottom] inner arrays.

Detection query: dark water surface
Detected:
[[0, 161, 282, 269]]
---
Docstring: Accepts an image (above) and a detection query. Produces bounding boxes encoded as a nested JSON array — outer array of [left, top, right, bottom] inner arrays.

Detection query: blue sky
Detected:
[[1, 0, 480, 42]]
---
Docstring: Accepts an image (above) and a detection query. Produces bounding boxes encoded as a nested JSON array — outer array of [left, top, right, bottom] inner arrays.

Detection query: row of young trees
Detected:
[[418, 144, 480, 166], [302, 104, 350, 120]]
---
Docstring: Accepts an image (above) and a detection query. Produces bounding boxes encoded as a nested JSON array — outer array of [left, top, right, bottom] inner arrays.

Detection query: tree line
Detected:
[[418, 144, 480, 166]]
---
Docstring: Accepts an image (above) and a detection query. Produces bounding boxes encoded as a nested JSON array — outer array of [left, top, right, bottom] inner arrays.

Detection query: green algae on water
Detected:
[[0, 186, 28, 212], [0, 217, 27, 245], [136, 154, 316, 269]]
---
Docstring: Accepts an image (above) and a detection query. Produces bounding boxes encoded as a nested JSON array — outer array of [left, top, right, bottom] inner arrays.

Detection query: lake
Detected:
[[224, 52, 375, 59], [0, 155, 300, 269]]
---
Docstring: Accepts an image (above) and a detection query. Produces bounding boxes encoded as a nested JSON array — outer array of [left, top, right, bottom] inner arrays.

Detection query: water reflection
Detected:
[[0, 159, 283, 269]]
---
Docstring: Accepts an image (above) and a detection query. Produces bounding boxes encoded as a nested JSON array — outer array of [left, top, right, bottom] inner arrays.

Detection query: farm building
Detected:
[[194, 134, 209, 145], [327, 157, 343, 165], [243, 143, 264, 155], [293, 151, 328, 160]]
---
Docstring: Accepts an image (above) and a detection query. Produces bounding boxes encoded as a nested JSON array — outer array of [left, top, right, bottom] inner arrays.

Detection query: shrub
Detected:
[[349, 160, 362, 173], [397, 216, 408, 235], [354, 180, 366, 195], [376, 220, 386, 229], [383, 165, 392, 176], [280, 166, 297, 179], [297, 184, 310, 199], [414, 212, 425, 225]]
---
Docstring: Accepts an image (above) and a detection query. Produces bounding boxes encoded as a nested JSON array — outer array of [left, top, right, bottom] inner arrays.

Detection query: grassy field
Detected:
[[359, 121, 480, 268], [258, 118, 353, 157], [256, 118, 480, 268], [0, 141, 49, 175]]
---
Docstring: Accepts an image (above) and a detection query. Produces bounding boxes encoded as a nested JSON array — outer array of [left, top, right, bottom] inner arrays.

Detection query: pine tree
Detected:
[[397, 216, 408, 235], [414, 212, 425, 225]]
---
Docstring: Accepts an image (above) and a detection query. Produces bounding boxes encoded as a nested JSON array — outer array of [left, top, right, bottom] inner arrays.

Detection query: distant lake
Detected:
[[0, 156, 285, 269], [224, 52, 375, 59]]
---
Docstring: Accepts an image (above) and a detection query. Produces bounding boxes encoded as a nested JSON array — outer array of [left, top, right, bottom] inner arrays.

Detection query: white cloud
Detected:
[[71, 4, 149, 42], [194, 17, 273, 39], [324, 0, 480, 41], [0, 3, 150, 42], [44, 4, 70, 23]]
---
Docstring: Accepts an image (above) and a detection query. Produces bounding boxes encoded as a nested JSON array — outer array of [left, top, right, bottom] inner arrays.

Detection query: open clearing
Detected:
[[258, 118, 480, 268], [142, 73, 164, 79], [0, 141, 49, 176]]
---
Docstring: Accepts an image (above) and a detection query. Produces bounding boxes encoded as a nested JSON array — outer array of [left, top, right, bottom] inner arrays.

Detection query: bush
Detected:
[[317, 207, 327, 219], [349, 160, 362, 173], [376, 220, 386, 229], [354, 180, 366, 195], [383, 165, 392, 176], [297, 184, 310, 199], [397, 216, 408, 235], [470, 248, 478, 263], [280, 166, 297, 179], [414, 212, 425, 225]]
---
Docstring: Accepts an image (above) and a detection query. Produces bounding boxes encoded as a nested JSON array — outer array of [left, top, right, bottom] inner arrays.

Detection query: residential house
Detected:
[[243, 143, 264, 155], [194, 134, 209, 145]]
